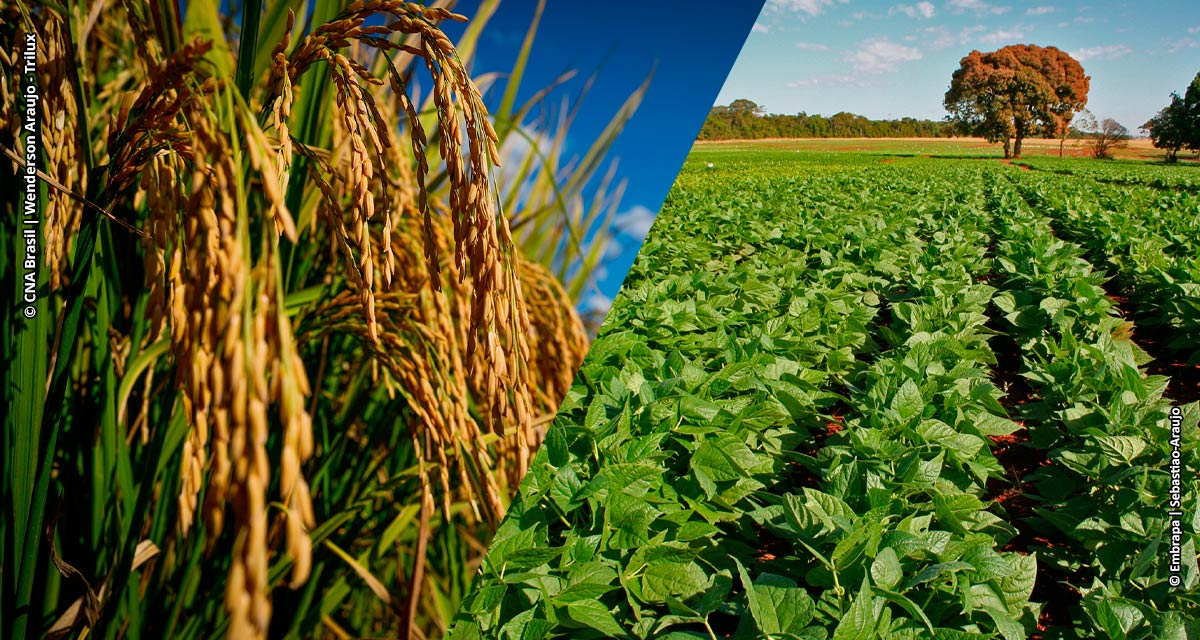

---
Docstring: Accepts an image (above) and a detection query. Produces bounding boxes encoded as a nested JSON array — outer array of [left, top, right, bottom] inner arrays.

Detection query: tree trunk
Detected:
[[1012, 118, 1026, 159], [1002, 137, 1011, 159]]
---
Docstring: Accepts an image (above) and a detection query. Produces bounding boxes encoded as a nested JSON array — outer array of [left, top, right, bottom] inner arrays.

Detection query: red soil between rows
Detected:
[[999, 159, 1034, 170]]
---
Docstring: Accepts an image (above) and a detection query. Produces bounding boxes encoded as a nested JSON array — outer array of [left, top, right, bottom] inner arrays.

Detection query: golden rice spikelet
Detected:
[[262, 246, 316, 589], [229, 290, 273, 639], [264, 2, 540, 483], [141, 157, 182, 339], [331, 51, 382, 341], [0, 25, 13, 163], [38, 15, 85, 293], [190, 117, 248, 546], [517, 259, 588, 418], [238, 107, 296, 242], [414, 16, 535, 445], [120, 61, 312, 635], [270, 11, 297, 211], [105, 41, 212, 197]]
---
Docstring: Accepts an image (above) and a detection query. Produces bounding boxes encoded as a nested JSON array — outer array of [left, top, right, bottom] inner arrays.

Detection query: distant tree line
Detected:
[[697, 99, 954, 140], [706, 61, 1200, 165]]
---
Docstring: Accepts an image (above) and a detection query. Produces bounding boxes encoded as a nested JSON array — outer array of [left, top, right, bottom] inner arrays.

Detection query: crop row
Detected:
[[1014, 158, 1200, 192], [985, 174, 1200, 638], [1003, 171, 1200, 358], [450, 171, 898, 639], [760, 194, 1040, 638], [450, 165, 1052, 639]]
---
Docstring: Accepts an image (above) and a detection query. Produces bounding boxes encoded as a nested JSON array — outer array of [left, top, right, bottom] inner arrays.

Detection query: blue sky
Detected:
[[442, 1, 766, 317], [718, 0, 1200, 130]]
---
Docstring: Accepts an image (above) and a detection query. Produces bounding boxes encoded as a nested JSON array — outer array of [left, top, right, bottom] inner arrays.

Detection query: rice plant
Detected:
[[0, 0, 630, 637]]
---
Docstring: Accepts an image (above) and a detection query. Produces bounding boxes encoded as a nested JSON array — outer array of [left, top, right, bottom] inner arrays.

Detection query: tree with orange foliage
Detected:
[[944, 44, 1089, 158]]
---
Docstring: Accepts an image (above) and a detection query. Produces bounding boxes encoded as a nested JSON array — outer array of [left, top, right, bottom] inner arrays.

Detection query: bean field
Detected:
[[450, 147, 1200, 639]]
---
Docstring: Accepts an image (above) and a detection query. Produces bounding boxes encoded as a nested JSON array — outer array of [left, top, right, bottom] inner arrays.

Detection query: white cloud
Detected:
[[948, 24, 1027, 47], [497, 125, 553, 208], [921, 25, 958, 50], [850, 9, 886, 20], [1070, 44, 1133, 61], [1167, 37, 1198, 53], [613, 205, 657, 240], [752, 22, 769, 33], [498, 125, 552, 166], [1074, 16, 1096, 24], [977, 27, 1027, 45], [893, 2, 936, 18], [1025, 6, 1054, 15], [1189, 26, 1200, 34], [604, 238, 624, 261], [581, 292, 613, 317], [959, 24, 987, 38], [795, 41, 832, 51], [788, 74, 890, 88], [768, 0, 838, 16], [848, 37, 923, 73], [948, 0, 1011, 15]]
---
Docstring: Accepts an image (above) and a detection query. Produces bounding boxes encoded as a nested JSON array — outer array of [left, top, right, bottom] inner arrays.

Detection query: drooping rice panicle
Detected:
[[3, 1, 600, 637]]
